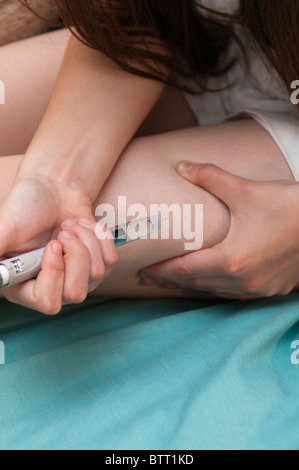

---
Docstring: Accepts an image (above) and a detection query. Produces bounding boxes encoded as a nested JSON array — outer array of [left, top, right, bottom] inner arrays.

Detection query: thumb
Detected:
[[176, 162, 249, 208]]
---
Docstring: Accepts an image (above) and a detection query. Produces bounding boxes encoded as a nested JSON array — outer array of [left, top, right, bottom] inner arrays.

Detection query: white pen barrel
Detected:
[[0, 216, 162, 288], [0, 248, 44, 287]]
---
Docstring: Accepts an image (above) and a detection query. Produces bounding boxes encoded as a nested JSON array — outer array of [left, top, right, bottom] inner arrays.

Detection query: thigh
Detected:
[[92, 119, 294, 298], [0, 29, 69, 156], [0, 32, 195, 156], [0, 120, 293, 299]]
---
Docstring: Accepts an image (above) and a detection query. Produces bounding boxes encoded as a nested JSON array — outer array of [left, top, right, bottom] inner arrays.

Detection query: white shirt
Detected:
[[186, 0, 299, 180]]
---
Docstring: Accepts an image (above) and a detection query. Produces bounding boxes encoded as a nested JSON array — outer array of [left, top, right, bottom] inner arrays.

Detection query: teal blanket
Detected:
[[0, 294, 299, 450]]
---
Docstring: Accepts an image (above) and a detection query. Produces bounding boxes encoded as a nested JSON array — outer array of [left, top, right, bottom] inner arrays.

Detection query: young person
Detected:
[[0, 0, 298, 313]]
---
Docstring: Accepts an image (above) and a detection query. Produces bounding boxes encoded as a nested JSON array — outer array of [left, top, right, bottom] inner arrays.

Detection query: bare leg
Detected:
[[92, 120, 294, 297], [0, 120, 294, 298], [0, 29, 69, 156], [0, 29, 197, 156], [0, 32, 294, 299]]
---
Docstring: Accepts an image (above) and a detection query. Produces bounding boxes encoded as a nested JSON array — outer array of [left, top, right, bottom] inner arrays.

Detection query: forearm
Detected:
[[16, 34, 164, 201]]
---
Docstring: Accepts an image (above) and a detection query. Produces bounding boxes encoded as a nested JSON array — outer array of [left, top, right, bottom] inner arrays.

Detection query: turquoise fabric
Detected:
[[0, 294, 299, 450]]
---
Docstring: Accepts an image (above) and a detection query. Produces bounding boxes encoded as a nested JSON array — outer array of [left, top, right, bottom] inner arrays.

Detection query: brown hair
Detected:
[[239, 0, 299, 92], [21, 1, 299, 94], [21, 0, 238, 93]]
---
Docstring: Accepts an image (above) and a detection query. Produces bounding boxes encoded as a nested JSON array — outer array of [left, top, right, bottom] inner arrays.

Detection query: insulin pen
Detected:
[[0, 215, 161, 288]]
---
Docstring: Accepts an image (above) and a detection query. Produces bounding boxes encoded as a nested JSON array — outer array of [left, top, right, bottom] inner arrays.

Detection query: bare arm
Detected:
[[1, 120, 296, 311], [17, 34, 164, 201], [0, 33, 164, 259]]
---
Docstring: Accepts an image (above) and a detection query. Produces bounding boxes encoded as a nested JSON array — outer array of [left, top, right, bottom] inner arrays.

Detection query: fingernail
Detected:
[[52, 242, 62, 255], [61, 231, 76, 239], [79, 217, 93, 228], [177, 161, 195, 175]]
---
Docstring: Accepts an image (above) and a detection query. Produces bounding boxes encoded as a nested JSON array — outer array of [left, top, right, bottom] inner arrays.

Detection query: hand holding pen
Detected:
[[0, 216, 161, 314]]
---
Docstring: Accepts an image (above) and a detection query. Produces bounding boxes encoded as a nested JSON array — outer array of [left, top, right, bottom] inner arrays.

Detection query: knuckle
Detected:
[[74, 243, 89, 258], [174, 256, 193, 278], [64, 287, 87, 304], [36, 297, 62, 316], [90, 264, 106, 281], [243, 279, 263, 295], [278, 286, 294, 297], [260, 289, 277, 299], [235, 178, 253, 199], [61, 236, 89, 257], [283, 288, 294, 296], [222, 255, 244, 276], [105, 251, 119, 268], [241, 277, 273, 297], [195, 164, 219, 184]]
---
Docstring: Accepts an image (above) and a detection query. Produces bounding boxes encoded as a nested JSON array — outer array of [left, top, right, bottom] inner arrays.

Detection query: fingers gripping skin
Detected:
[[0, 120, 296, 305], [141, 162, 299, 299]]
